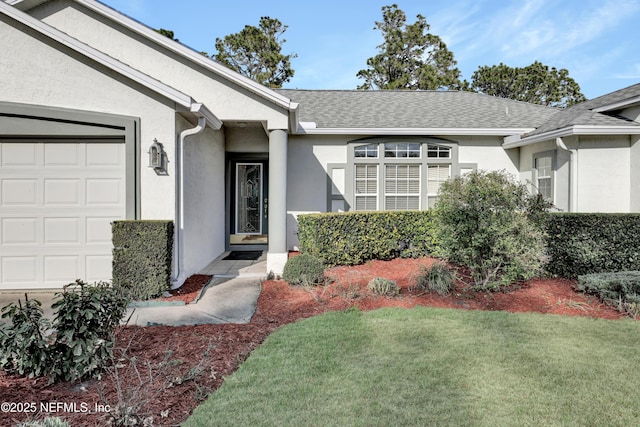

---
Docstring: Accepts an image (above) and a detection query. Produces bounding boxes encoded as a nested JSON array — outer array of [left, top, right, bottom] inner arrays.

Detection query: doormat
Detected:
[[222, 251, 263, 261]]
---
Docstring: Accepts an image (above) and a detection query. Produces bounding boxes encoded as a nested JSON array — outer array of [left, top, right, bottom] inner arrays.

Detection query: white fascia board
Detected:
[[502, 125, 640, 149], [190, 103, 223, 130], [592, 96, 640, 113], [0, 2, 194, 109], [76, 0, 297, 113], [296, 126, 536, 136]]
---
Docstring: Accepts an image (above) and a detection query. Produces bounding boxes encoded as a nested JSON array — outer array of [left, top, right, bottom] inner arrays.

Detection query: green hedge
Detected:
[[545, 213, 640, 278], [297, 211, 436, 266], [298, 211, 640, 279], [112, 220, 174, 300]]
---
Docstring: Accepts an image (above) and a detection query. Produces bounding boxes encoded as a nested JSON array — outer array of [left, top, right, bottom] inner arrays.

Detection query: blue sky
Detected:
[[100, 0, 640, 99]]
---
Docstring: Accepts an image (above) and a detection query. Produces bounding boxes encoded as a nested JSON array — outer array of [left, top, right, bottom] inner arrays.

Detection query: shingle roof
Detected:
[[526, 82, 640, 136], [276, 89, 559, 130]]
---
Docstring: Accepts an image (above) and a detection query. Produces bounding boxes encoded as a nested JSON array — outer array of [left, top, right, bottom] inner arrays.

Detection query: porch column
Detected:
[[267, 129, 288, 275]]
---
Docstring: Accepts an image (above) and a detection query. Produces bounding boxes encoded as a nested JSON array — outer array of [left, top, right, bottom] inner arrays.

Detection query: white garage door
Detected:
[[0, 140, 126, 289]]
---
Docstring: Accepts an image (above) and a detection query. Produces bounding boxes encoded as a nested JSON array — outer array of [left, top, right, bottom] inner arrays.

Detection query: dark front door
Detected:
[[230, 160, 268, 246]]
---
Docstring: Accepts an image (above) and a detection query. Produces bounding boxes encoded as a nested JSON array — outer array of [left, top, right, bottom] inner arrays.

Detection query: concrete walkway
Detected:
[[0, 252, 265, 327]]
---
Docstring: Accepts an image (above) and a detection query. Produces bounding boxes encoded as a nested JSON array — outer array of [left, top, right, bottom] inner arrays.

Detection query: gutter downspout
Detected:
[[172, 116, 207, 289], [556, 137, 578, 212]]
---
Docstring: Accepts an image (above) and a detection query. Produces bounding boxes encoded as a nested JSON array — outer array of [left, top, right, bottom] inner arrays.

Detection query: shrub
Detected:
[[414, 263, 456, 295], [433, 170, 550, 290], [0, 280, 129, 383], [545, 213, 640, 278], [367, 277, 400, 296], [112, 220, 174, 300], [50, 280, 129, 382], [0, 295, 53, 378], [282, 254, 325, 286], [577, 271, 640, 317], [297, 211, 436, 266]]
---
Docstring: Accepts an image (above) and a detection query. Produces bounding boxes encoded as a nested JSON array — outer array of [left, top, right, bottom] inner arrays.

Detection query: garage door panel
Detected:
[[0, 140, 127, 289], [2, 143, 37, 167], [86, 217, 116, 243], [86, 179, 122, 205], [44, 143, 80, 167], [2, 179, 38, 205], [86, 255, 112, 282], [44, 256, 80, 282], [2, 217, 39, 244], [44, 217, 81, 244], [87, 144, 122, 167], [44, 179, 81, 205], [2, 256, 39, 283]]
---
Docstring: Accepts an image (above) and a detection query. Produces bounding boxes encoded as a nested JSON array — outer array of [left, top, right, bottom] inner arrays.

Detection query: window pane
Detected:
[[355, 143, 378, 158], [427, 164, 451, 196], [427, 144, 451, 159], [384, 165, 420, 210], [535, 156, 552, 200], [355, 164, 378, 210], [384, 142, 421, 158]]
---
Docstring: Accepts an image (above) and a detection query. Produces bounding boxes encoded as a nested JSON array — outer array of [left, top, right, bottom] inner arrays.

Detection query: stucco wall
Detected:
[[179, 116, 226, 275], [30, 0, 290, 130], [226, 127, 269, 153], [631, 136, 640, 212], [517, 140, 571, 212], [0, 14, 178, 220], [284, 134, 522, 249], [457, 136, 519, 174], [576, 135, 631, 212]]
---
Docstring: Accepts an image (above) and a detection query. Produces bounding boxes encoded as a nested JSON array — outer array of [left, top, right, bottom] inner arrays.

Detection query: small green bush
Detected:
[[577, 271, 640, 317], [298, 211, 436, 266], [0, 280, 128, 383], [367, 277, 400, 296], [282, 254, 325, 286], [0, 296, 53, 378], [414, 263, 456, 295], [50, 279, 129, 382]]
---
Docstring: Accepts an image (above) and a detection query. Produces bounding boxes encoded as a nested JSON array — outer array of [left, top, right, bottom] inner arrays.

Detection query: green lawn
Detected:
[[185, 307, 640, 427]]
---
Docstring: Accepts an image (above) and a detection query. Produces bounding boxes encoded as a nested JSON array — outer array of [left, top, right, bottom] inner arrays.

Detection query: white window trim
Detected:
[[346, 137, 461, 211], [533, 151, 555, 203]]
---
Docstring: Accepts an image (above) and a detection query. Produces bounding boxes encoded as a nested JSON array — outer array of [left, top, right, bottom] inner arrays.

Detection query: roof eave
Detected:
[[503, 125, 640, 149], [295, 126, 537, 136], [592, 96, 640, 113]]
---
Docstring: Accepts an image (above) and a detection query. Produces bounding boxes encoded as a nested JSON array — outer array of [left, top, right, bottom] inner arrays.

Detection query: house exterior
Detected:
[[1, 0, 639, 290]]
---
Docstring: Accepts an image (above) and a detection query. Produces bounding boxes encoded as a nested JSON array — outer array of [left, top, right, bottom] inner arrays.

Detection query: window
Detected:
[[349, 139, 457, 211], [354, 164, 378, 210], [385, 164, 420, 210], [427, 144, 451, 158], [384, 143, 420, 158], [354, 143, 378, 158], [535, 156, 552, 200], [427, 164, 451, 208]]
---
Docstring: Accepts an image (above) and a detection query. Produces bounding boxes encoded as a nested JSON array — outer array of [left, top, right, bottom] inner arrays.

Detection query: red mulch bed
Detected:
[[159, 274, 212, 304], [0, 257, 626, 426]]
